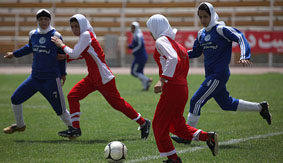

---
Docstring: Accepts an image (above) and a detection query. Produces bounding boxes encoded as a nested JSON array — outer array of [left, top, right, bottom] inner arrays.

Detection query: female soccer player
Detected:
[[128, 21, 152, 91], [146, 14, 218, 163], [51, 14, 150, 139], [3, 9, 72, 134], [172, 2, 271, 144]]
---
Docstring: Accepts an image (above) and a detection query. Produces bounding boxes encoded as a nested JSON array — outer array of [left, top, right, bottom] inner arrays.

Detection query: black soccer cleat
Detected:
[[58, 126, 81, 139], [260, 101, 272, 125], [163, 157, 182, 163], [140, 119, 151, 139], [206, 132, 218, 156], [171, 135, 191, 144]]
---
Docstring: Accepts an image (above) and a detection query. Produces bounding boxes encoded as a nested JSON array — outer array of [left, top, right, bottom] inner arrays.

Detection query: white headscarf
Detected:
[[131, 21, 143, 37], [199, 2, 225, 31], [70, 14, 96, 37], [146, 14, 177, 40], [36, 9, 54, 34]]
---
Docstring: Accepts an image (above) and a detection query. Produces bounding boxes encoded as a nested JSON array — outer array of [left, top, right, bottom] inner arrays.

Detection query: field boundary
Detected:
[[128, 131, 283, 163], [0, 66, 282, 75]]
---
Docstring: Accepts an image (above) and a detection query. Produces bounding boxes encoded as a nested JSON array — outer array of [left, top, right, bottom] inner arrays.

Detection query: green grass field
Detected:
[[0, 73, 283, 163]]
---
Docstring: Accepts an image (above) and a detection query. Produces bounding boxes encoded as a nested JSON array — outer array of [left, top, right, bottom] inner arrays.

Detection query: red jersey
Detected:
[[153, 36, 189, 85]]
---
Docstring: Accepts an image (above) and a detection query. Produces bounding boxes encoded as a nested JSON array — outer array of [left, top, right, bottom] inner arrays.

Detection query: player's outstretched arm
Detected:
[[237, 59, 252, 67], [51, 36, 64, 48], [3, 52, 14, 59]]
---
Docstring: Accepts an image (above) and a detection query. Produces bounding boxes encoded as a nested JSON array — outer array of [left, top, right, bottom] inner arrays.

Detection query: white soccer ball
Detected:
[[104, 141, 127, 163]]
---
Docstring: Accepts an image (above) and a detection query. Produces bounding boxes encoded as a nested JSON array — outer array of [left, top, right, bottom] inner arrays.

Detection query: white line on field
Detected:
[[127, 132, 283, 163]]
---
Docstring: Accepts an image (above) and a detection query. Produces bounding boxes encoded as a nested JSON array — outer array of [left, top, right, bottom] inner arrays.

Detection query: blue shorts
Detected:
[[11, 75, 66, 115], [189, 71, 239, 116]]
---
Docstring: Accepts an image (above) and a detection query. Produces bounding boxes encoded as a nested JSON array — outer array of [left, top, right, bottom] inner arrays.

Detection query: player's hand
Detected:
[[154, 83, 162, 93], [57, 54, 66, 60], [154, 79, 165, 94], [51, 36, 64, 48], [237, 59, 251, 67], [61, 75, 66, 86], [4, 52, 14, 59]]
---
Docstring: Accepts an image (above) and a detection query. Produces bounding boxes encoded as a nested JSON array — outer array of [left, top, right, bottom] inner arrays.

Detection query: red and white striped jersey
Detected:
[[63, 30, 114, 85], [153, 36, 189, 85]]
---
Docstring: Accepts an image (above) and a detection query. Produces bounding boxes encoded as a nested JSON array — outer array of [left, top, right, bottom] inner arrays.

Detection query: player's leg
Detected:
[[136, 61, 152, 91], [152, 84, 179, 161], [3, 76, 37, 134], [171, 75, 222, 144], [58, 77, 96, 138], [214, 86, 271, 125], [99, 78, 150, 139], [67, 77, 95, 129], [132, 61, 152, 90], [188, 75, 222, 127], [39, 77, 71, 125]]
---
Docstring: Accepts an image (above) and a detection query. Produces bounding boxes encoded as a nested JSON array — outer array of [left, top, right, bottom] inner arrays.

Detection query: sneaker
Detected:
[[171, 135, 191, 144], [140, 119, 151, 139], [206, 132, 218, 156], [58, 126, 81, 139], [163, 157, 182, 163], [260, 101, 272, 125], [144, 78, 153, 91], [3, 124, 26, 134]]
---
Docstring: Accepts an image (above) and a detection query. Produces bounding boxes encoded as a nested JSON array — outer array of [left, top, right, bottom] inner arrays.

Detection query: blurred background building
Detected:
[[0, 0, 282, 68]]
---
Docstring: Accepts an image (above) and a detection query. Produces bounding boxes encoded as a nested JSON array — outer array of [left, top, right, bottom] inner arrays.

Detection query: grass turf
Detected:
[[0, 73, 282, 163]]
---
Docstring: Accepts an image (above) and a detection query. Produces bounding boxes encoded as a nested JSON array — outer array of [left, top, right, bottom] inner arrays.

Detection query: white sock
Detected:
[[59, 110, 72, 127], [237, 99, 261, 112], [12, 104, 25, 127], [187, 112, 200, 128]]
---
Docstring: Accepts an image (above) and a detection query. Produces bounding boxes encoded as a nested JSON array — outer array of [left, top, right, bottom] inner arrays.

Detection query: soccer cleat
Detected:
[[144, 78, 153, 91], [260, 101, 272, 125], [3, 124, 26, 134], [206, 132, 218, 156], [163, 157, 182, 163], [140, 119, 151, 139], [58, 126, 81, 139], [171, 135, 191, 144]]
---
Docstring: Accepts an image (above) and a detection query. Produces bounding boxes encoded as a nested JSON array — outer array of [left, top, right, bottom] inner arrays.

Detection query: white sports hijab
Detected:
[[131, 21, 143, 37], [199, 2, 225, 31], [70, 14, 96, 37], [36, 9, 54, 34], [146, 14, 177, 40]]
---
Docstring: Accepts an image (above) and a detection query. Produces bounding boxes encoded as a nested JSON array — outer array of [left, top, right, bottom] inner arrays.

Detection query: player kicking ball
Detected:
[[51, 14, 151, 140]]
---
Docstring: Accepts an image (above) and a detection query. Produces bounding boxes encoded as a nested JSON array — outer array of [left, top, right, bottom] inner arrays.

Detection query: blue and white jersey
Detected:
[[188, 24, 251, 75], [13, 29, 66, 79]]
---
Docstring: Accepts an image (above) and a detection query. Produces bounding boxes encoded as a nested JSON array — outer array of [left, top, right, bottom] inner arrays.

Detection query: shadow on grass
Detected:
[[14, 137, 142, 144], [219, 144, 242, 149], [14, 139, 108, 144]]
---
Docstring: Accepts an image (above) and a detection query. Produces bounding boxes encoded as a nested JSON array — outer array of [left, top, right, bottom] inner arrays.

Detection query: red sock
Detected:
[[137, 117, 145, 126], [199, 131, 209, 141], [168, 153, 178, 160], [72, 121, 80, 129]]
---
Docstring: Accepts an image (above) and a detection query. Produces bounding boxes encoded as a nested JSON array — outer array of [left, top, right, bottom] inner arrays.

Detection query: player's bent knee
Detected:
[[11, 95, 22, 105]]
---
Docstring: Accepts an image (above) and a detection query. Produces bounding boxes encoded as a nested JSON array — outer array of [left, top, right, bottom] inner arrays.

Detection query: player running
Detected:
[[3, 9, 72, 134], [147, 14, 218, 163], [128, 21, 152, 91], [51, 14, 150, 140], [171, 2, 272, 144]]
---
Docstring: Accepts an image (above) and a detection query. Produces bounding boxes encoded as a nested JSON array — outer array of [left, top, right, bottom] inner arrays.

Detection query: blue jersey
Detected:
[[128, 34, 148, 63], [13, 29, 66, 79], [188, 24, 251, 76]]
